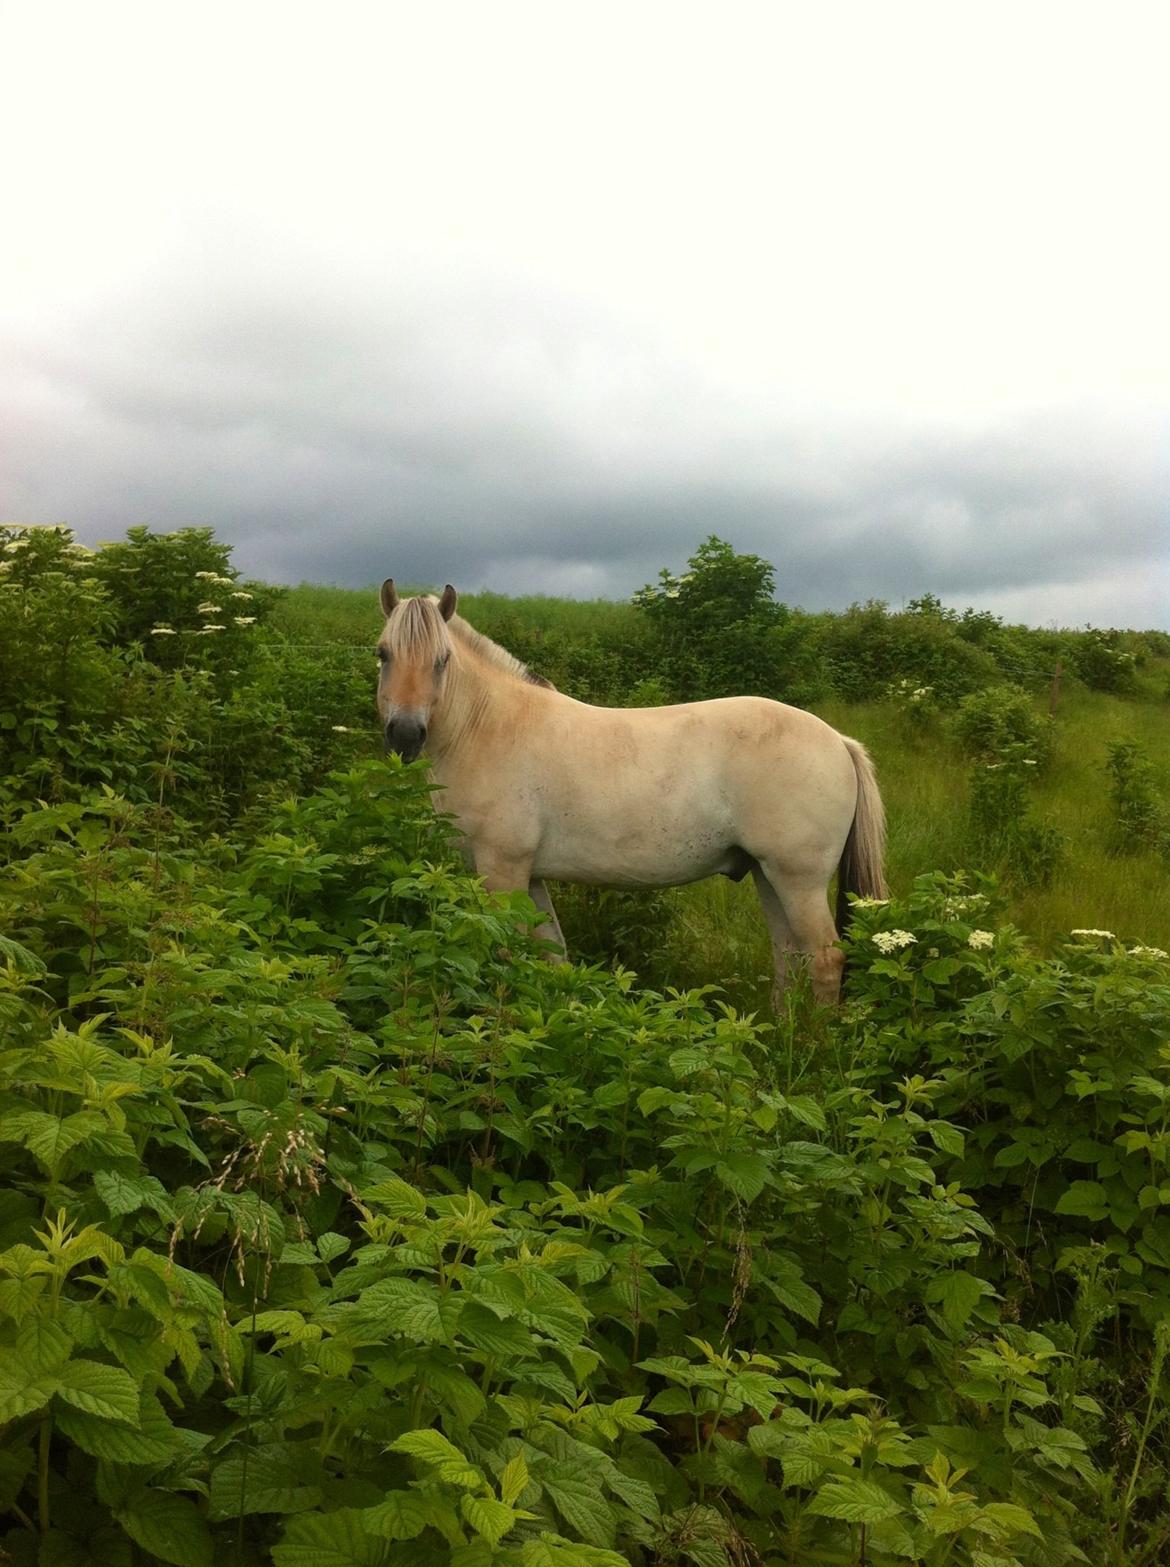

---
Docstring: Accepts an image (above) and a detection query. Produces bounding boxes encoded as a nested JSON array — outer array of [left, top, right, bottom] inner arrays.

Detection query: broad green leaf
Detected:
[[55, 1392, 183, 1464], [604, 1466, 660, 1521], [458, 1302, 533, 1358], [541, 1470, 615, 1549], [767, 1274, 821, 1326], [93, 1169, 176, 1221], [209, 1443, 324, 1519], [361, 1490, 448, 1540], [361, 1177, 427, 1219], [1054, 1181, 1109, 1219], [980, 1501, 1044, 1539], [925, 1271, 993, 1333], [54, 1359, 140, 1425], [461, 1492, 518, 1546], [0, 1109, 106, 1173], [273, 1508, 388, 1566], [390, 1428, 484, 1489], [317, 1231, 350, 1263], [520, 1537, 629, 1567], [15, 1317, 73, 1377], [115, 1491, 214, 1567], [807, 1476, 904, 1524], [713, 1151, 768, 1203], [0, 1356, 55, 1423]]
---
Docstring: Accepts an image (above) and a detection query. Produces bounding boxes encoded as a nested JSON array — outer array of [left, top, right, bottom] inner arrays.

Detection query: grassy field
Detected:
[[271, 582, 1170, 1013]]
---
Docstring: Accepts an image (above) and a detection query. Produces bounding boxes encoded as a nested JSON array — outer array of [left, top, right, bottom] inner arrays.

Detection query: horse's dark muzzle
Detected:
[[384, 717, 427, 763]]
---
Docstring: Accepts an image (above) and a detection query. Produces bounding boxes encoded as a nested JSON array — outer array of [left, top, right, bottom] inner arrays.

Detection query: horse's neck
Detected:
[[432, 650, 513, 759]]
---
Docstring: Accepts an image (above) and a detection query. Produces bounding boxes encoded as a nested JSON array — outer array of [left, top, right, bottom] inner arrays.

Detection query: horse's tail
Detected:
[[835, 736, 888, 939]]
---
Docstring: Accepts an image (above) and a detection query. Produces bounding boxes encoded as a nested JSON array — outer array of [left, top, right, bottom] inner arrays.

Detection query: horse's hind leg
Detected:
[[756, 863, 844, 1007], [751, 866, 797, 1002]]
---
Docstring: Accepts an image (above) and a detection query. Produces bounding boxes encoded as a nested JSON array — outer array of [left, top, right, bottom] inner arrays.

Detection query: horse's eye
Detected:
[[436, 651, 451, 672], [376, 647, 389, 665]]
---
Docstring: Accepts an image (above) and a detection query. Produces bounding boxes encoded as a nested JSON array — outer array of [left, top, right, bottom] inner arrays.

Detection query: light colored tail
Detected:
[[835, 736, 888, 934]]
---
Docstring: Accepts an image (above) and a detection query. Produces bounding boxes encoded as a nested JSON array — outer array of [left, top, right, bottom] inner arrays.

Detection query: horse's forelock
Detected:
[[387, 596, 451, 663]]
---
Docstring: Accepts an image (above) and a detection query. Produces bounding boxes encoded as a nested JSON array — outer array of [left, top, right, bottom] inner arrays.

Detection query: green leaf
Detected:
[[115, 1491, 214, 1567], [1054, 1180, 1110, 1219], [500, 1454, 530, 1509], [461, 1492, 518, 1546], [55, 1392, 184, 1464], [541, 1470, 615, 1549], [807, 1476, 904, 1523], [317, 1231, 350, 1263], [15, 1317, 73, 1377], [713, 1151, 768, 1203], [54, 1359, 140, 1425], [361, 1177, 427, 1219], [925, 1271, 993, 1332], [0, 1109, 106, 1173], [520, 1538, 629, 1567], [978, 1501, 1043, 1539], [273, 1509, 388, 1566], [927, 1120, 965, 1157], [636, 1086, 676, 1116], [209, 1443, 324, 1519], [0, 1355, 56, 1423], [93, 1169, 177, 1221], [360, 1491, 446, 1540], [390, 1428, 483, 1489], [767, 1274, 821, 1325]]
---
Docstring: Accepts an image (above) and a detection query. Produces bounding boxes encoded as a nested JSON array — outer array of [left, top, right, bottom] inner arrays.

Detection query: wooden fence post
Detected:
[[1049, 660, 1063, 715]]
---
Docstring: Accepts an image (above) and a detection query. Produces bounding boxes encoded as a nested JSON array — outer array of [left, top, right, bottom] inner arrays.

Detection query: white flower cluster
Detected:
[[1070, 929, 1116, 940], [852, 897, 889, 909], [943, 894, 989, 917], [889, 678, 933, 703], [233, 616, 255, 625], [229, 590, 253, 600], [1129, 946, 1168, 960], [194, 571, 234, 585], [967, 930, 995, 950], [149, 625, 176, 636], [197, 601, 221, 614], [872, 929, 917, 953]]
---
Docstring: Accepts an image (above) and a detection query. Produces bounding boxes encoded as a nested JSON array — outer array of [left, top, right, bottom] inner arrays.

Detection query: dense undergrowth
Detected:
[[2, 522, 1169, 1564]]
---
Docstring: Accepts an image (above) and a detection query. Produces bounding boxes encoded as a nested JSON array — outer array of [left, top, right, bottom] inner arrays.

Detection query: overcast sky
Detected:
[[2, 1, 1167, 626]]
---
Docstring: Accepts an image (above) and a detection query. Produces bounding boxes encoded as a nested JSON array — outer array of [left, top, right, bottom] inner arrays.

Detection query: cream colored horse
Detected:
[[376, 582, 887, 1004]]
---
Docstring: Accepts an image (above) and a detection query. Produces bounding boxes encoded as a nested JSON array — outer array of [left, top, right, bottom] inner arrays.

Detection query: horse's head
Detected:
[[376, 579, 458, 761]]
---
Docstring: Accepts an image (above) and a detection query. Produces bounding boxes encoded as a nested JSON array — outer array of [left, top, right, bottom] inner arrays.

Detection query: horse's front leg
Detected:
[[474, 851, 566, 961], [527, 877, 568, 962]]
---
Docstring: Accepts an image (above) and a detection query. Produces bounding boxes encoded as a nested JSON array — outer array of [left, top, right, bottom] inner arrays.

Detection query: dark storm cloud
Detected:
[[4, 279, 1167, 626]]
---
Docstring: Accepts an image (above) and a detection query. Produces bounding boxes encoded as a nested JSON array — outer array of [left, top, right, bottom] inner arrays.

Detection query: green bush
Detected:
[[968, 746, 1064, 887], [952, 685, 1054, 767], [1104, 740, 1169, 859]]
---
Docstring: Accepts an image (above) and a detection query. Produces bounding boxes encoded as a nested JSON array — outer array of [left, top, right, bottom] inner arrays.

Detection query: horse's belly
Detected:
[[532, 820, 742, 889]]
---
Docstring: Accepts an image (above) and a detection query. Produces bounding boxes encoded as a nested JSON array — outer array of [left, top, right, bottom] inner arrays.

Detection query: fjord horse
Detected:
[[376, 582, 886, 1005]]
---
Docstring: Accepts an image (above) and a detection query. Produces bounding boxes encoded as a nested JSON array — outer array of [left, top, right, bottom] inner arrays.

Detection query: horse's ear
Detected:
[[438, 584, 457, 622], [380, 578, 398, 616]]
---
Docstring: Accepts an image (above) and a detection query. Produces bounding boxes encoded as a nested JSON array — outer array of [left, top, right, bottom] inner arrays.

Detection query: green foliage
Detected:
[[84, 524, 283, 675], [968, 747, 1064, 888], [633, 536, 821, 704], [1072, 628, 1139, 693], [952, 685, 1054, 768], [1105, 740, 1169, 859], [3, 524, 1170, 1563]]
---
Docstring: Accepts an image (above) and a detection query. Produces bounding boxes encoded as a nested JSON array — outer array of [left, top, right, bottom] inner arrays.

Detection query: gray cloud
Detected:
[[4, 277, 1167, 628]]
